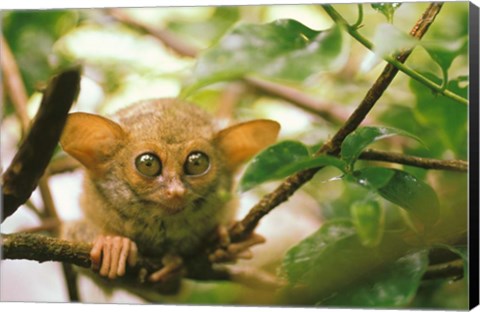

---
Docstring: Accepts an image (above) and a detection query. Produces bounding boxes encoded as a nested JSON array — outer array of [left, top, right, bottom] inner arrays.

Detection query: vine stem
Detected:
[[322, 3, 468, 106], [352, 4, 364, 29]]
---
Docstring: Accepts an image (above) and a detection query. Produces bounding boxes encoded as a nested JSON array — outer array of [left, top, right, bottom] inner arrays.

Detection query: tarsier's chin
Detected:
[[59, 98, 280, 282]]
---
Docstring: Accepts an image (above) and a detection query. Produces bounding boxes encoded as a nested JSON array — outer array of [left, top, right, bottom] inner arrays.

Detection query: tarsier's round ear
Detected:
[[60, 112, 126, 173], [216, 119, 280, 171]]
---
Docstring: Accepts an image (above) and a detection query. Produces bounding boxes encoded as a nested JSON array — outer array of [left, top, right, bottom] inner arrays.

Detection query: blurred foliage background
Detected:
[[1, 2, 470, 308]]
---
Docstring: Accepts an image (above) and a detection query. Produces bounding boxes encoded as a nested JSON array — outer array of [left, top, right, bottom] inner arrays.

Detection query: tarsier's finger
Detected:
[[148, 255, 183, 283], [217, 225, 230, 247], [235, 250, 253, 260], [148, 266, 171, 282], [128, 241, 138, 267], [227, 233, 266, 254], [99, 236, 112, 277], [117, 238, 136, 276], [209, 249, 233, 263], [90, 236, 105, 271], [108, 236, 122, 279], [116, 238, 129, 276]]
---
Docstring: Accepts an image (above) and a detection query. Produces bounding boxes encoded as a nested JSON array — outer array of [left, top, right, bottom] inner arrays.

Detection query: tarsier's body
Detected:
[[60, 99, 279, 282]]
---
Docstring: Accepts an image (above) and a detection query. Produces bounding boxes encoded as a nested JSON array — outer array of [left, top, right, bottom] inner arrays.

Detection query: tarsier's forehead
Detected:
[[114, 98, 216, 143]]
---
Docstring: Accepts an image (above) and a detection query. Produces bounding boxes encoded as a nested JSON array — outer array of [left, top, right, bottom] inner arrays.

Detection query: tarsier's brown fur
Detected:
[[60, 98, 280, 282]]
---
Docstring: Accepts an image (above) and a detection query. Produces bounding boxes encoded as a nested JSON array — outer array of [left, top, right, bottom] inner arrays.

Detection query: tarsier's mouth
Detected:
[[157, 197, 189, 215], [161, 203, 186, 215], [138, 197, 187, 216]]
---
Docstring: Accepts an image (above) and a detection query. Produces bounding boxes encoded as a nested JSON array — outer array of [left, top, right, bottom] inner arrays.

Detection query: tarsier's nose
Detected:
[[165, 177, 186, 199], [163, 177, 187, 214]]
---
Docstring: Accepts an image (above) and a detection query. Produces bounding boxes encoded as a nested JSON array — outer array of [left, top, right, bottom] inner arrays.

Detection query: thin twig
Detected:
[[322, 3, 467, 106], [1, 35, 30, 136], [107, 8, 198, 58], [359, 149, 467, 172], [215, 82, 246, 128], [423, 259, 464, 281], [244, 76, 345, 125], [229, 2, 444, 241], [23, 200, 44, 219], [38, 177, 59, 221], [47, 155, 81, 175], [19, 218, 62, 234], [62, 263, 81, 301], [352, 4, 364, 29]]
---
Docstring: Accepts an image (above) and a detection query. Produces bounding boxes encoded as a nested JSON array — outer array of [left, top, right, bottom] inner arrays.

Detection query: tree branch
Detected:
[[359, 149, 467, 172], [1, 67, 81, 221], [1, 233, 270, 286], [2, 233, 91, 268]]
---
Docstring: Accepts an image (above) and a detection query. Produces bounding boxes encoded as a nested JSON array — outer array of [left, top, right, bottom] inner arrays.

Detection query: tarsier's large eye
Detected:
[[184, 151, 210, 176], [135, 153, 162, 177]]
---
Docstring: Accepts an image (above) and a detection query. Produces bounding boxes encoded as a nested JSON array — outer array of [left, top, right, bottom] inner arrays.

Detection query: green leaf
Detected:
[[323, 250, 429, 307], [182, 19, 347, 95], [372, 23, 418, 58], [240, 140, 345, 192], [340, 126, 423, 171], [371, 3, 402, 23], [169, 7, 241, 47], [281, 220, 357, 286], [410, 74, 468, 158], [348, 167, 440, 225], [422, 37, 468, 88], [422, 37, 467, 74], [279, 220, 414, 304], [322, 182, 373, 220], [3, 10, 79, 95], [351, 199, 385, 247]]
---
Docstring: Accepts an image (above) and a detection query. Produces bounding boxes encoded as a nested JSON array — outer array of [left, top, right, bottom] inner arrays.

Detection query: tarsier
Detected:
[[60, 98, 280, 285]]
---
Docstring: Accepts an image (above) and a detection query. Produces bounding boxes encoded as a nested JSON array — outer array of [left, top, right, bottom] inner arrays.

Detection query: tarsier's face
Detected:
[[119, 134, 223, 215], [60, 98, 280, 216]]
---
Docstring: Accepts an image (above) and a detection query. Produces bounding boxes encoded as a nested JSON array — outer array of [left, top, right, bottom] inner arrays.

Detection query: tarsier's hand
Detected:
[[209, 225, 266, 263], [90, 235, 138, 279], [90, 235, 184, 283]]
